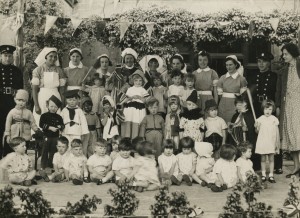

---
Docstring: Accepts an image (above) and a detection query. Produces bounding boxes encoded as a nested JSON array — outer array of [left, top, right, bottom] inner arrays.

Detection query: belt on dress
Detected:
[[0, 87, 15, 95], [197, 90, 212, 95], [146, 128, 162, 133], [88, 125, 96, 131], [12, 119, 30, 125], [222, 92, 238, 98]]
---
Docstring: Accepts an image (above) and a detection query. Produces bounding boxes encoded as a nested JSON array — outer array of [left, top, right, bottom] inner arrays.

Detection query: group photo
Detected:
[[0, 0, 300, 217]]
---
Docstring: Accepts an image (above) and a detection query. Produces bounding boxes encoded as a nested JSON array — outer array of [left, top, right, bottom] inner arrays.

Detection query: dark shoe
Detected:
[[222, 184, 228, 190], [286, 169, 300, 178], [39, 170, 50, 182], [72, 178, 83, 185], [52, 174, 63, 183], [210, 184, 223, 192], [83, 177, 91, 183], [207, 183, 214, 188], [21, 180, 32, 186], [183, 175, 192, 186], [261, 176, 267, 182], [274, 169, 283, 174], [96, 179, 103, 185], [268, 177, 276, 183], [201, 181, 207, 187], [171, 175, 181, 186], [31, 180, 38, 185]]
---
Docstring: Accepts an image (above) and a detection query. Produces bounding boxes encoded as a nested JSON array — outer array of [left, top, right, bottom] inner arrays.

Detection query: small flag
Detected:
[[144, 22, 155, 39], [119, 21, 131, 41], [44, 15, 58, 35]]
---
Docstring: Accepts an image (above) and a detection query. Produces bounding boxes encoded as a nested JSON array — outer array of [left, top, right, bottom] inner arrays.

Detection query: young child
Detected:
[[167, 69, 184, 97], [158, 139, 179, 187], [175, 137, 202, 186], [4, 89, 39, 152], [133, 141, 161, 192], [0, 137, 36, 186], [84, 76, 106, 115], [152, 72, 167, 118], [123, 70, 150, 139], [255, 99, 280, 183], [180, 74, 196, 108], [87, 139, 114, 185], [81, 97, 101, 157], [192, 50, 219, 114], [39, 95, 64, 171], [112, 138, 137, 185], [110, 135, 122, 161], [211, 144, 238, 192], [41, 136, 69, 183], [179, 91, 205, 142], [165, 95, 181, 151], [139, 97, 164, 158], [194, 142, 215, 188], [204, 99, 227, 154], [236, 141, 255, 183], [61, 90, 89, 145], [63, 139, 89, 185], [101, 95, 120, 141]]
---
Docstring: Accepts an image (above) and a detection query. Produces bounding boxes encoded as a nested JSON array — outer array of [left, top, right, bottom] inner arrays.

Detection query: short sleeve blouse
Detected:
[[217, 74, 247, 94], [193, 68, 219, 90]]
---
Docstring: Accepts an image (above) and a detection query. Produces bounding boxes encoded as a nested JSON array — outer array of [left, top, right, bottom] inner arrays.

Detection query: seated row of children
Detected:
[[1, 135, 255, 193]]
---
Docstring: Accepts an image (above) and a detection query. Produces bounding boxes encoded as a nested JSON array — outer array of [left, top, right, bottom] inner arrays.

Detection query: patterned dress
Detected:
[[282, 60, 300, 151]]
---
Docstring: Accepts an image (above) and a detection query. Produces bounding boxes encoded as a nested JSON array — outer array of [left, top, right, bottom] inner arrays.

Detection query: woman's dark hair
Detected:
[[195, 50, 211, 68], [93, 56, 112, 69], [136, 141, 154, 156], [179, 136, 195, 150], [281, 43, 300, 58], [225, 57, 240, 69], [148, 58, 159, 67], [118, 137, 132, 151], [162, 139, 175, 151], [219, 144, 237, 160], [170, 54, 185, 70], [69, 50, 83, 60]]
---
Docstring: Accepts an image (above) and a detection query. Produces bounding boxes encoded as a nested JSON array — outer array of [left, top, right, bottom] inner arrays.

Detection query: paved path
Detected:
[[0, 162, 295, 217]]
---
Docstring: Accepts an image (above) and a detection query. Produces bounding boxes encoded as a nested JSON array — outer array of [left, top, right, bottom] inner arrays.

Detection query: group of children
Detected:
[[0, 49, 281, 192]]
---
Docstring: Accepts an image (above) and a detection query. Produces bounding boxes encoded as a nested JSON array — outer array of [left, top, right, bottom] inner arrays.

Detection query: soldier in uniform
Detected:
[[246, 51, 283, 174], [0, 45, 23, 158]]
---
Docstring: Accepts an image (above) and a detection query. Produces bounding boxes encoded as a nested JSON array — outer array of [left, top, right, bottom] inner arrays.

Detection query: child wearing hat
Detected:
[[39, 95, 64, 173], [179, 90, 205, 142], [60, 90, 89, 145], [204, 99, 227, 155], [122, 70, 150, 139], [81, 97, 101, 157], [4, 89, 39, 153], [165, 95, 181, 151]]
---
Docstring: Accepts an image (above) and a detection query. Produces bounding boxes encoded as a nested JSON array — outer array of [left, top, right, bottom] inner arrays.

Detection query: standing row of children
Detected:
[[1, 133, 256, 193]]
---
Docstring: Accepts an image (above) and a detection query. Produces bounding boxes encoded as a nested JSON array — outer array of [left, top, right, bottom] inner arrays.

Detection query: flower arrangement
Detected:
[[150, 185, 170, 217], [0, 185, 19, 217]]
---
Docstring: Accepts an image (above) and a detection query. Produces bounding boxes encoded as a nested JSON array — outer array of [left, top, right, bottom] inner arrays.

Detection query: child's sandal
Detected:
[[83, 177, 91, 183], [21, 180, 32, 186], [96, 179, 103, 185], [72, 179, 83, 185], [261, 176, 267, 182], [268, 177, 276, 183]]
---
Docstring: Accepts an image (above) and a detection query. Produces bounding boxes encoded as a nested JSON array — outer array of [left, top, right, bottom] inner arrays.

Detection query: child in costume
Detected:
[[175, 137, 202, 186], [39, 95, 64, 171], [61, 90, 89, 145], [123, 70, 150, 139], [87, 139, 114, 185], [179, 91, 205, 142], [81, 97, 101, 157], [210, 144, 238, 192], [255, 99, 280, 183], [4, 89, 39, 152], [133, 141, 160, 192], [139, 97, 164, 158], [152, 72, 167, 118], [63, 139, 89, 185], [236, 141, 255, 183], [0, 137, 36, 186], [165, 95, 181, 152], [158, 139, 179, 186], [194, 142, 215, 188]]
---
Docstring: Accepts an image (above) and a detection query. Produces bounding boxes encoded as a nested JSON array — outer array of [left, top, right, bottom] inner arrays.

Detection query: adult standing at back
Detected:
[[0, 45, 23, 158], [278, 43, 300, 178]]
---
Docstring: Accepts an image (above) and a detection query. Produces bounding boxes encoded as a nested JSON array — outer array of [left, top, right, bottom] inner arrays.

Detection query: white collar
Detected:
[[69, 61, 83, 69], [225, 71, 239, 79], [196, 67, 210, 73], [124, 65, 134, 69]]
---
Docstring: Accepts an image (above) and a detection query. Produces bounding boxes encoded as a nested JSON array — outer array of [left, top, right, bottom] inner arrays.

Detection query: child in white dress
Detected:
[[87, 139, 114, 185], [255, 99, 280, 183], [133, 141, 160, 192], [112, 138, 137, 185], [211, 144, 238, 192], [236, 141, 255, 183], [176, 137, 202, 186], [194, 142, 215, 188], [158, 139, 179, 186]]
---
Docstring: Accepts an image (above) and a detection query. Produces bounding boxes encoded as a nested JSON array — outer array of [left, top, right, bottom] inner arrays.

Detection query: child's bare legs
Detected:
[[172, 136, 179, 153], [9, 170, 36, 186], [260, 154, 267, 177], [191, 174, 202, 185], [199, 174, 214, 185], [146, 183, 159, 191], [268, 154, 275, 177]]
